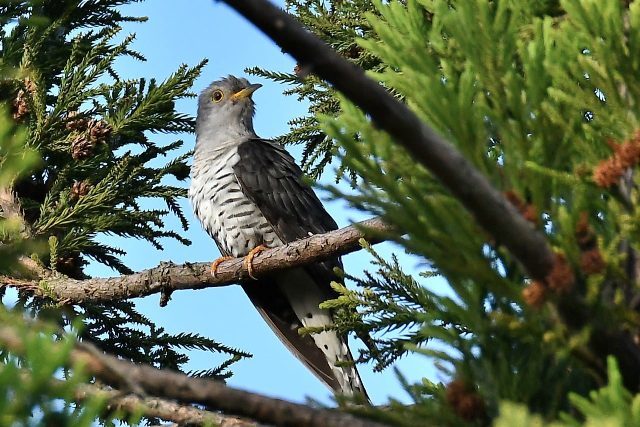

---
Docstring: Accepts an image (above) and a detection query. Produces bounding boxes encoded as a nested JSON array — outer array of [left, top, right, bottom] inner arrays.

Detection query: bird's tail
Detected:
[[332, 336, 370, 402], [242, 268, 370, 400]]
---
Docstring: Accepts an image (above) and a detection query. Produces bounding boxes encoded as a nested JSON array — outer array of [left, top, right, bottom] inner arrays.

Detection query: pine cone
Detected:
[[345, 44, 362, 59], [71, 134, 95, 160], [293, 63, 311, 79], [65, 111, 89, 131], [546, 252, 575, 294], [522, 281, 547, 309], [70, 180, 91, 201], [580, 247, 605, 275], [445, 379, 486, 422], [56, 253, 86, 278], [12, 89, 29, 120], [87, 119, 112, 143]]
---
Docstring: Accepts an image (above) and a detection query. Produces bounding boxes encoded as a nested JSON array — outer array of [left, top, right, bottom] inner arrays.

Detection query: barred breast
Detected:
[[189, 146, 282, 257]]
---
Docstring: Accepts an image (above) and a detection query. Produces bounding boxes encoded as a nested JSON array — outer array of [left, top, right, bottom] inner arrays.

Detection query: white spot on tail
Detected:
[[276, 268, 365, 396]]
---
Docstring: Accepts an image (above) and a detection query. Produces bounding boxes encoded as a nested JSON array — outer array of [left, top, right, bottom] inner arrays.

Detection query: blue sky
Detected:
[[83, 0, 446, 405]]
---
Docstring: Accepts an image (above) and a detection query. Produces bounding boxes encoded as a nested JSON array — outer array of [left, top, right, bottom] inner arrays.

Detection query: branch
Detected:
[[3, 217, 392, 304], [220, 0, 555, 282], [0, 324, 388, 427], [19, 367, 259, 426], [72, 382, 259, 426]]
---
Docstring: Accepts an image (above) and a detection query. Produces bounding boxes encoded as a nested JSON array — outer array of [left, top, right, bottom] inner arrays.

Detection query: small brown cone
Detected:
[[580, 248, 605, 275], [23, 77, 36, 95], [593, 132, 640, 188], [70, 180, 91, 201], [522, 281, 547, 309], [546, 253, 575, 294], [575, 212, 594, 248], [87, 119, 112, 142], [445, 379, 486, 422], [504, 190, 538, 225], [65, 111, 89, 131], [71, 134, 95, 160]]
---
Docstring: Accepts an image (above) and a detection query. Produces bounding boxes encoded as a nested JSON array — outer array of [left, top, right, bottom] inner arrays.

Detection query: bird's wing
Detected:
[[234, 139, 339, 239], [233, 138, 342, 286], [233, 138, 352, 392]]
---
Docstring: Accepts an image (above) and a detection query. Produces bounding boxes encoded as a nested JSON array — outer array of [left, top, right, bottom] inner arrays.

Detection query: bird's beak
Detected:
[[230, 83, 262, 102]]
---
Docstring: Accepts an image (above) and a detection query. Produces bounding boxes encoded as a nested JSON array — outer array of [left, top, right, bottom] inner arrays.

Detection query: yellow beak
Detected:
[[230, 83, 262, 101]]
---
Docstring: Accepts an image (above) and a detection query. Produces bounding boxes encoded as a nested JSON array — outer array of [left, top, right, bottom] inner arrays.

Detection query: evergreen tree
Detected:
[[253, 0, 640, 424], [0, 1, 249, 424], [3, 0, 640, 426]]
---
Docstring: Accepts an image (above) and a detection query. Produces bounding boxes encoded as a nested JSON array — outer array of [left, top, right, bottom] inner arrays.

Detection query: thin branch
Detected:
[[220, 0, 555, 282], [0, 324, 388, 427], [73, 383, 259, 426], [2, 217, 392, 304], [19, 368, 258, 426]]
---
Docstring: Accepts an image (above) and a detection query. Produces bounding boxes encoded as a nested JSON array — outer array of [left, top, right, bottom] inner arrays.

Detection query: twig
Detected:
[[220, 0, 555, 282], [0, 324, 388, 427], [1, 217, 392, 304]]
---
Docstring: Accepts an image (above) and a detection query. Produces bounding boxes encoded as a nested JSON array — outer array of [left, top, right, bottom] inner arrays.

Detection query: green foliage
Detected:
[[248, 0, 385, 179], [0, 2, 250, 422], [0, 106, 40, 271], [319, 240, 438, 372], [0, 1, 203, 278], [563, 357, 640, 426], [0, 105, 111, 425], [495, 358, 640, 427], [494, 402, 562, 427], [0, 309, 112, 426], [273, 0, 640, 424]]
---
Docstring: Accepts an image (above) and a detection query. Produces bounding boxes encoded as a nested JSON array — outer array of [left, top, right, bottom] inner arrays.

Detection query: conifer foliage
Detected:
[[4, 0, 640, 425], [0, 2, 249, 423], [255, 0, 640, 424], [5, 1, 196, 276], [249, 0, 384, 179]]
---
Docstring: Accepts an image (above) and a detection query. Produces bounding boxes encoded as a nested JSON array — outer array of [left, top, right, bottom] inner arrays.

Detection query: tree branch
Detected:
[[72, 382, 260, 426], [2, 217, 392, 304], [220, 0, 555, 282], [0, 324, 388, 427]]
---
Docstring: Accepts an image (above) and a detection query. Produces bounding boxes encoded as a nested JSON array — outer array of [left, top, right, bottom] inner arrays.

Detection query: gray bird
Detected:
[[189, 75, 368, 398]]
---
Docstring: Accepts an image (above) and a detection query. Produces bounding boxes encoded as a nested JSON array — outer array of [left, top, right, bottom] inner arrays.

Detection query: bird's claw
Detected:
[[210, 256, 234, 278], [244, 244, 267, 280]]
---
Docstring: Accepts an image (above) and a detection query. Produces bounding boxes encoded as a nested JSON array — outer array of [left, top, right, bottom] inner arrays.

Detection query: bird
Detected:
[[189, 75, 368, 398]]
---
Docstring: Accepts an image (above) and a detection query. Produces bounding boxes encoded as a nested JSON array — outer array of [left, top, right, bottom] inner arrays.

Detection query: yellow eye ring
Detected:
[[211, 89, 224, 103]]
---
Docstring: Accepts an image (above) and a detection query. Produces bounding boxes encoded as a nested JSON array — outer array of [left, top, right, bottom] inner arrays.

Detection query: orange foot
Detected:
[[244, 244, 267, 280], [210, 256, 234, 278]]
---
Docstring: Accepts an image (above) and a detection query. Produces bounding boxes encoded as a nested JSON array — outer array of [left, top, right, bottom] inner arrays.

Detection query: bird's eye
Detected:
[[211, 90, 224, 103]]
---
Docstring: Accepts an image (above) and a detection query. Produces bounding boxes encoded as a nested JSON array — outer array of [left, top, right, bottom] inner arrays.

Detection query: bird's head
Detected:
[[195, 75, 262, 148]]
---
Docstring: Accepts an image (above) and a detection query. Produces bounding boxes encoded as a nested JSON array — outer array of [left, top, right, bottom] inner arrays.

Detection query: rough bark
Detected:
[[73, 383, 260, 426], [1, 217, 392, 305]]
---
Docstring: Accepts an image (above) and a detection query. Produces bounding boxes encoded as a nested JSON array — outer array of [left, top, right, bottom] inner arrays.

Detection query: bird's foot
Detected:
[[244, 244, 267, 280], [210, 256, 234, 278]]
